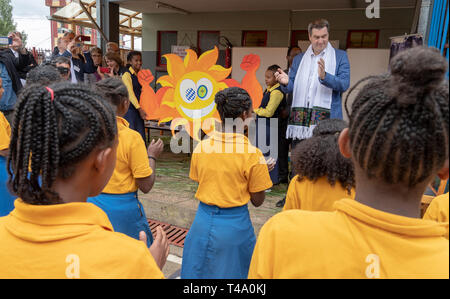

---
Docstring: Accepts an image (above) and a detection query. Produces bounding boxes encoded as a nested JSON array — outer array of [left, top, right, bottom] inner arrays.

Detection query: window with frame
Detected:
[[242, 31, 267, 47], [347, 30, 380, 48], [157, 31, 178, 66]]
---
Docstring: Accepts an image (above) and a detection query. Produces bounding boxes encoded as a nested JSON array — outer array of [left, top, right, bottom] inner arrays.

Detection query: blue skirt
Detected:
[[0, 156, 16, 217], [88, 192, 153, 247], [181, 202, 256, 279]]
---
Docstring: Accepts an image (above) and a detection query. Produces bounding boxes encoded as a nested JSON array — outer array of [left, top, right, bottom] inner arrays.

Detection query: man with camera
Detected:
[[53, 31, 96, 83]]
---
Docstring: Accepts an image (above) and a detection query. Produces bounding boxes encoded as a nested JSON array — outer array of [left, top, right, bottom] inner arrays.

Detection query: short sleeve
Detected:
[[247, 150, 273, 193], [189, 152, 199, 182], [129, 133, 152, 179], [283, 176, 301, 211]]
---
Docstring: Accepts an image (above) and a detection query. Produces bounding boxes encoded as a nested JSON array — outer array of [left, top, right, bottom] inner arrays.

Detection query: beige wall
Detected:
[[142, 8, 415, 52]]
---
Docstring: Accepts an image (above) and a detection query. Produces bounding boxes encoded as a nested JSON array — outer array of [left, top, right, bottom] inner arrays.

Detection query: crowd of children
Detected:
[[0, 45, 448, 279]]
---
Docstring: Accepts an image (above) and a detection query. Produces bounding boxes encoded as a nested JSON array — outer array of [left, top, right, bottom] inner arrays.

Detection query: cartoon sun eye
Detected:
[[196, 78, 213, 101], [180, 79, 197, 104]]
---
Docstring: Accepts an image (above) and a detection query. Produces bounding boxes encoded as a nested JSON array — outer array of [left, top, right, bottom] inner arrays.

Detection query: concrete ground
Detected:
[[140, 129, 288, 278]]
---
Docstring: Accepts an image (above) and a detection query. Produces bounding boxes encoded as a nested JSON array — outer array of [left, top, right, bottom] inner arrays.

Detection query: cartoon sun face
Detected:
[[155, 47, 231, 139], [175, 71, 222, 121]]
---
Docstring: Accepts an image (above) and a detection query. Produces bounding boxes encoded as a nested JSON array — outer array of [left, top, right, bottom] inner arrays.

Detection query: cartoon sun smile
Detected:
[[175, 71, 222, 121]]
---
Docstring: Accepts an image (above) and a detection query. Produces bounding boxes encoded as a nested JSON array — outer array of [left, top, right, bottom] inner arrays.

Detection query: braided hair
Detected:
[[7, 82, 117, 205], [292, 119, 355, 194], [215, 87, 252, 122], [95, 77, 129, 108], [344, 46, 449, 188], [26, 64, 62, 85]]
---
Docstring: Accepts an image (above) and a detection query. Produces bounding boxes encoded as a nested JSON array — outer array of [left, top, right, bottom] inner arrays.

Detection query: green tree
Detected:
[[0, 0, 27, 46]]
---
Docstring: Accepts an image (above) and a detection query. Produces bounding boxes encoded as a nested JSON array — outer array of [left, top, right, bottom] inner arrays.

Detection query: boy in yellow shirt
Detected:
[[181, 87, 273, 279], [0, 82, 168, 278], [88, 78, 163, 247], [249, 47, 449, 279], [283, 118, 355, 211]]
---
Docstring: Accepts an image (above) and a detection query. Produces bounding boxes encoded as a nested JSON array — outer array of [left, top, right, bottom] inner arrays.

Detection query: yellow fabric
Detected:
[[249, 198, 449, 279], [190, 131, 273, 208], [424, 193, 449, 239], [0, 199, 164, 278], [103, 117, 152, 194], [283, 175, 355, 212], [0, 112, 11, 151], [121, 67, 141, 109], [254, 83, 284, 118]]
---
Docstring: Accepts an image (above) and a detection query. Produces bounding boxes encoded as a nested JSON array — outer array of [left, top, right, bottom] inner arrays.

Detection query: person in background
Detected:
[[276, 45, 302, 208], [54, 32, 96, 83], [254, 64, 287, 186], [106, 42, 120, 55], [86, 47, 104, 82], [52, 56, 72, 81], [275, 19, 350, 140], [121, 51, 147, 141], [283, 119, 355, 212], [7, 31, 37, 85], [0, 47, 22, 124], [97, 52, 127, 81]]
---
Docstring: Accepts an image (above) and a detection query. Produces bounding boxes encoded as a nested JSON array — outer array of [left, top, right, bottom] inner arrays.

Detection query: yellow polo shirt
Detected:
[[249, 198, 449, 279], [122, 67, 141, 110], [424, 193, 449, 239], [190, 131, 273, 208], [254, 83, 284, 118], [0, 112, 10, 151], [103, 117, 152, 194], [0, 199, 164, 278], [283, 175, 355, 211]]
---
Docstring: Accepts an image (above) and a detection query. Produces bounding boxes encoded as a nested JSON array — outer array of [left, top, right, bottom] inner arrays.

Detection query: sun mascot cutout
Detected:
[[138, 46, 263, 141]]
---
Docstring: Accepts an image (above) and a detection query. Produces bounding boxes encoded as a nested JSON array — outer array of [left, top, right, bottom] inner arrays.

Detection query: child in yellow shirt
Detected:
[[249, 47, 449, 279], [254, 65, 287, 185], [0, 82, 168, 278], [88, 78, 163, 247], [0, 76, 16, 217], [181, 87, 273, 279], [283, 118, 355, 211]]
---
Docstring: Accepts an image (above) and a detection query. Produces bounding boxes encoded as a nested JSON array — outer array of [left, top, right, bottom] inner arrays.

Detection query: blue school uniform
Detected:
[[255, 84, 287, 185]]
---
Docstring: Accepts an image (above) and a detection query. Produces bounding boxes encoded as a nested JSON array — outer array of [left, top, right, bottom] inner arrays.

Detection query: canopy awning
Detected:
[[48, 0, 142, 38]]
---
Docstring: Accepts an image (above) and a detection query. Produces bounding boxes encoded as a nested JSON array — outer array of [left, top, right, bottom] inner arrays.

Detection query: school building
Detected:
[[50, 1, 447, 78]]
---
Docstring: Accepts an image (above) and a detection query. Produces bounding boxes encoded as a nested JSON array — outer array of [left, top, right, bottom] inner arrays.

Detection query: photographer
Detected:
[[7, 31, 37, 85], [53, 32, 96, 83], [0, 38, 23, 124]]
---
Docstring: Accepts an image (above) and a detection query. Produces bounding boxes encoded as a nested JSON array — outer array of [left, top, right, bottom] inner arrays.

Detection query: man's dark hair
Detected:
[[308, 19, 330, 36]]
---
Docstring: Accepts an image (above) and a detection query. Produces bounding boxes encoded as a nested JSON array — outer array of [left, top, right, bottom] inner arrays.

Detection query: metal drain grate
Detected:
[[148, 219, 189, 248]]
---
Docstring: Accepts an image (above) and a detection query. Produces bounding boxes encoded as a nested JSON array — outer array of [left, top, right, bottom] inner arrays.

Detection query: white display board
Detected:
[[343, 48, 391, 120], [231, 47, 288, 90]]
